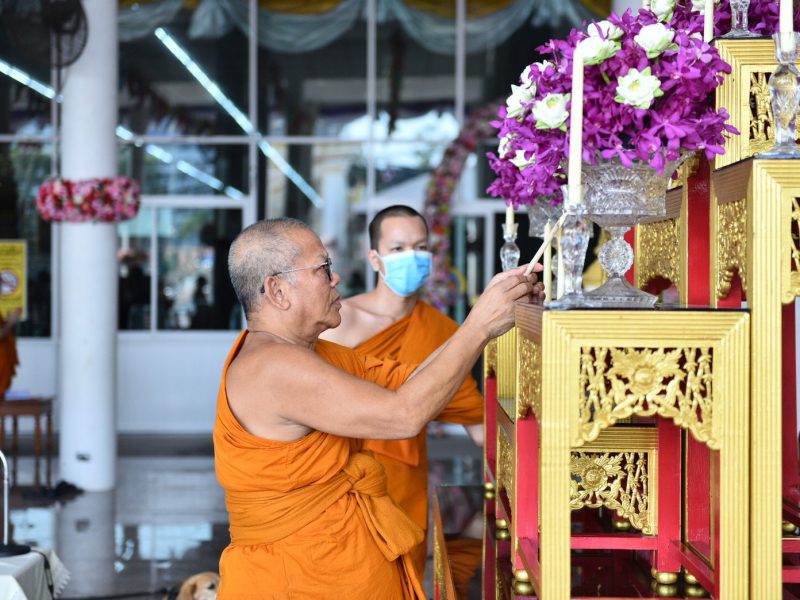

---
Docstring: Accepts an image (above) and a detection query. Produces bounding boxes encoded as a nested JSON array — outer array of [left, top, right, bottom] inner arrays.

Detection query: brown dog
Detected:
[[169, 572, 219, 600]]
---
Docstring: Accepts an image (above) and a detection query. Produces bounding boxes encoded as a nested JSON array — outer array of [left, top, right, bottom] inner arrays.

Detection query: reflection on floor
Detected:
[[7, 432, 483, 598]]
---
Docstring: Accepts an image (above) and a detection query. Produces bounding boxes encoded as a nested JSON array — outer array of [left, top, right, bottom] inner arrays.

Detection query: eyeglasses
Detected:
[[260, 257, 333, 293]]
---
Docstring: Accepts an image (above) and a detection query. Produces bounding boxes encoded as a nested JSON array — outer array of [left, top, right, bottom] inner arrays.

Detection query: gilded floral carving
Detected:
[[517, 336, 542, 420], [636, 219, 679, 289], [497, 429, 515, 501], [790, 197, 800, 299], [716, 198, 747, 299], [578, 346, 716, 448], [570, 451, 653, 534]]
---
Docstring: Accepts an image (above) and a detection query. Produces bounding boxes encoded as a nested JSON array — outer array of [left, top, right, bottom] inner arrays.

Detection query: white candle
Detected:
[[505, 205, 515, 231], [568, 46, 584, 207], [781, 0, 794, 44], [556, 235, 565, 299], [704, 0, 714, 42], [543, 221, 553, 301]]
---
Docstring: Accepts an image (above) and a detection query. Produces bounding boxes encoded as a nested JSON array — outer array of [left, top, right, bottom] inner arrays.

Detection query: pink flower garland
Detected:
[[422, 103, 500, 310], [36, 177, 141, 224]]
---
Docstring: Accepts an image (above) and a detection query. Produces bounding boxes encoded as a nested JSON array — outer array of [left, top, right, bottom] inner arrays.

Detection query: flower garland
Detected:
[[422, 103, 499, 311], [36, 177, 141, 223]]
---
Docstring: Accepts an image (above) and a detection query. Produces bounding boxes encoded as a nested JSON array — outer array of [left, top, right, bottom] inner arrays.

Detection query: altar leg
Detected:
[[654, 420, 681, 575]]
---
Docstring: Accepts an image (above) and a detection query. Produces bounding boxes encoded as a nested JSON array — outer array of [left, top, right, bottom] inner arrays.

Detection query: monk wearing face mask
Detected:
[[321, 205, 484, 579]]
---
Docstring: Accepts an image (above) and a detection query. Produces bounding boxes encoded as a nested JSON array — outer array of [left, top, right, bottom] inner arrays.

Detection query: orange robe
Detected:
[[356, 300, 484, 578], [0, 315, 18, 398], [214, 332, 426, 599]]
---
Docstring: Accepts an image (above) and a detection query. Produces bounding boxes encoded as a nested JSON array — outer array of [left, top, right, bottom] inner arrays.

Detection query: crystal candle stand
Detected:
[[547, 202, 591, 309], [500, 223, 521, 272], [721, 0, 759, 38], [759, 32, 800, 158]]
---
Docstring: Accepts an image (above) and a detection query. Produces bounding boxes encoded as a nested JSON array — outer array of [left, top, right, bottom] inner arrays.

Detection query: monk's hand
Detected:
[[466, 266, 538, 340]]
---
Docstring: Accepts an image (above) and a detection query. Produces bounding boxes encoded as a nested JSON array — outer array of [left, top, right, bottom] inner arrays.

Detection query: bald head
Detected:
[[228, 218, 311, 318]]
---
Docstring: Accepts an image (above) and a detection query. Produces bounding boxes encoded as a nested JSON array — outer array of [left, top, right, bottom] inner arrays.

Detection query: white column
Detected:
[[59, 1, 118, 491]]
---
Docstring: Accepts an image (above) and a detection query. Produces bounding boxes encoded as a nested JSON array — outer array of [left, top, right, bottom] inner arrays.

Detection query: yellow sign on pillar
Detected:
[[0, 240, 26, 319]]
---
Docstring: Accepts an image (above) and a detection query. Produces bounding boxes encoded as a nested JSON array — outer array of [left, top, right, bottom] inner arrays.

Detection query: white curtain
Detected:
[[118, 0, 596, 54]]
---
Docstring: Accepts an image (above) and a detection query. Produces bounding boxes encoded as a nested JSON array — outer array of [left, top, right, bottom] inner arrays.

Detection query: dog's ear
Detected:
[[175, 581, 197, 600]]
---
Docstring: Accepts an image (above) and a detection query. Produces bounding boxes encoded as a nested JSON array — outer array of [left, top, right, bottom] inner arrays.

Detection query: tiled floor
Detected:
[[7, 433, 483, 598]]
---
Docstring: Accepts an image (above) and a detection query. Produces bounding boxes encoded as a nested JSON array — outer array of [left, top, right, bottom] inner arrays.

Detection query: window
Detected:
[[0, 1, 570, 336]]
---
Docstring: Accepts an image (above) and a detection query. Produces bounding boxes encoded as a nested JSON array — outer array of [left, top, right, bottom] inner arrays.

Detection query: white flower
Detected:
[[506, 84, 535, 120], [691, 0, 721, 14], [498, 134, 514, 159], [588, 20, 623, 40], [634, 22, 676, 58], [74, 194, 84, 205], [578, 35, 619, 65], [510, 150, 536, 169], [615, 67, 664, 109], [534, 60, 555, 72], [651, 0, 676, 20], [520, 65, 536, 90], [533, 93, 570, 130]]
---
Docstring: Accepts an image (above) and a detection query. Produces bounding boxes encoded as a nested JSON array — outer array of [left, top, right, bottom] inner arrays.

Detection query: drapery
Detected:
[[118, 0, 601, 54]]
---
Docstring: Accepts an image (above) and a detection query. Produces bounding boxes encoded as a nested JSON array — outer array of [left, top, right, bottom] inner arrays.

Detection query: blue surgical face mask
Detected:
[[378, 250, 432, 297]]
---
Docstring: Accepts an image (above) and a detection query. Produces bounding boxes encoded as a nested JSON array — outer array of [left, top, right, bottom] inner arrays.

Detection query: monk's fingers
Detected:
[[530, 282, 546, 301], [487, 266, 529, 289], [498, 273, 536, 294], [503, 276, 536, 301]]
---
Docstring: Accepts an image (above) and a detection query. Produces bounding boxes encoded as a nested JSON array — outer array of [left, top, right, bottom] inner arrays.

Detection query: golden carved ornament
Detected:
[[578, 346, 716, 448], [635, 218, 679, 289], [570, 451, 653, 534], [716, 198, 747, 300], [749, 72, 800, 154], [517, 336, 542, 420], [484, 338, 498, 379], [433, 534, 447, 598], [789, 197, 800, 298], [496, 428, 515, 501]]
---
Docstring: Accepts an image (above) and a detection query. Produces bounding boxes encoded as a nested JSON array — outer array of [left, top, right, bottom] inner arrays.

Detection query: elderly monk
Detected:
[[215, 218, 540, 599], [321, 204, 483, 577]]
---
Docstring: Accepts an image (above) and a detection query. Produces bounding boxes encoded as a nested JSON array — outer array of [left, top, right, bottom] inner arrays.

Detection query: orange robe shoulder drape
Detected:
[[354, 300, 484, 578], [214, 332, 426, 599], [0, 315, 19, 397]]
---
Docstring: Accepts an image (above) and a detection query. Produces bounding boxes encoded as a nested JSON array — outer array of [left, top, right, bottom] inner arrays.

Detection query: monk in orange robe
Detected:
[[322, 205, 484, 577], [0, 309, 21, 398], [215, 218, 539, 598]]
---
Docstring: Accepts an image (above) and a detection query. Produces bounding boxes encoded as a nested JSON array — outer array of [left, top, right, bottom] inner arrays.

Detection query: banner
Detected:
[[0, 240, 26, 320]]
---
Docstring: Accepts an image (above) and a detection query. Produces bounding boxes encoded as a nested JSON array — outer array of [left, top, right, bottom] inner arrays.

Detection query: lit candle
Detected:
[[556, 235, 565, 299], [543, 221, 553, 301], [781, 0, 794, 43], [704, 0, 714, 42], [568, 45, 584, 207], [505, 205, 515, 232]]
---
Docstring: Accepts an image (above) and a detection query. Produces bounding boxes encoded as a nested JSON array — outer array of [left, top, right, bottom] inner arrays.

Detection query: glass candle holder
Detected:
[[500, 223, 520, 272], [721, 0, 758, 38], [759, 32, 800, 158]]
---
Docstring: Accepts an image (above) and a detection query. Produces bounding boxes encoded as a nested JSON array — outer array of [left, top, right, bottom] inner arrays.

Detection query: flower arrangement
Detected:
[[422, 103, 499, 310], [36, 176, 141, 223], [486, 5, 738, 208]]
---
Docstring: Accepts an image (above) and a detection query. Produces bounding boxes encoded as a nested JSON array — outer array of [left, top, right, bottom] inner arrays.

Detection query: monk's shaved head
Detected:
[[368, 205, 428, 250], [228, 218, 311, 318]]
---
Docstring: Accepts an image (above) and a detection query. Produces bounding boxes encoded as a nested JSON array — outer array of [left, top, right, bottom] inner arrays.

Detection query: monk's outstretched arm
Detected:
[[260, 268, 537, 440]]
